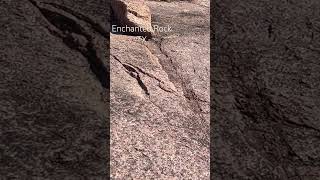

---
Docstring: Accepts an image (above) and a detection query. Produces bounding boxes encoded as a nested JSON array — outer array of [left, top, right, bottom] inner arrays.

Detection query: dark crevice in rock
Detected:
[[43, 2, 109, 38], [122, 64, 150, 96], [235, 88, 320, 134], [127, 63, 162, 82], [127, 9, 140, 18], [284, 119, 320, 133], [112, 55, 150, 96], [28, 0, 109, 89], [129, 62, 178, 94], [157, 38, 205, 114]]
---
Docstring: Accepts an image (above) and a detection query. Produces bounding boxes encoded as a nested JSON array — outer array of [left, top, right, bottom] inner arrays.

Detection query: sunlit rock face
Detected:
[[110, 0, 210, 179], [111, 0, 154, 37]]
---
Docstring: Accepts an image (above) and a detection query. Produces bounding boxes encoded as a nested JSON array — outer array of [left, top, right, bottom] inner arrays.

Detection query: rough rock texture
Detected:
[[0, 0, 109, 178], [212, 0, 320, 179], [110, 0, 210, 179], [111, 0, 154, 37]]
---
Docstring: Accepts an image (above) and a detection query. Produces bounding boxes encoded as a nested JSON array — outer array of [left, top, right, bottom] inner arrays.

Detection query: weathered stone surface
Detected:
[[110, 0, 210, 179], [212, 0, 320, 179], [111, 0, 154, 37], [0, 0, 109, 178]]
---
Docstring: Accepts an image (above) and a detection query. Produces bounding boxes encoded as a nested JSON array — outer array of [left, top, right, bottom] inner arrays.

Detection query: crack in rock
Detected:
[[42, 2, 109, 38], [28, 0, 109, 89], [112, 55, 150, 96]]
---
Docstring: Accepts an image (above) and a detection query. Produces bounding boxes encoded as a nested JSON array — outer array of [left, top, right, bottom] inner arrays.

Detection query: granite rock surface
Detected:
[[110, 0, 210, 179], [212, 0, 320, 179], [111, 0, 154, 37], [0, 0, 110, 178]]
